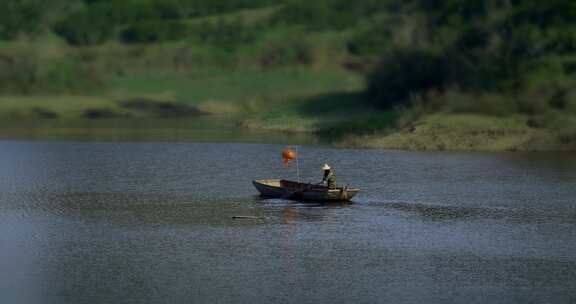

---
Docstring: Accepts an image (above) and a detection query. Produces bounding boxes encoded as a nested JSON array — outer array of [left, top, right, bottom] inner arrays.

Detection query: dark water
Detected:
[[1, 140, 575, 304]]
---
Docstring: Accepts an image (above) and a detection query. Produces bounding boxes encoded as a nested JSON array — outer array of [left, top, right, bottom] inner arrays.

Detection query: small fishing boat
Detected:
[[252, 179, 359, 202]]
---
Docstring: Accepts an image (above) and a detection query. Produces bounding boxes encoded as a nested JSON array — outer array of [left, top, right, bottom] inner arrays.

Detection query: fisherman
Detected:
[[321, 163, 337, 189]]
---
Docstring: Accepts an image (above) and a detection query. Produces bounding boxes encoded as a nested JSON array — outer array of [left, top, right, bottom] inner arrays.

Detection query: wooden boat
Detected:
[[252, 179, 359, 202]]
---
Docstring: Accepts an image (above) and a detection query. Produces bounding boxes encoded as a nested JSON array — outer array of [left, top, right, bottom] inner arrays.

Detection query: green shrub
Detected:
[[511, 0, 576, 29], [271, 0, 353, 31], [37, 59, 104, 93], [0, 0, 43, 39], [53, 10, 116, 45], [433, 90, 519, 117], [259, 36, 315, 67], [367, 49, 448, 108], [190, 18, 261, 50], [0, 48, 39, 94], [182, 0, 281, 17], [83, 1, 159, 25], [270, 0, 393, 32], [0, 48, 103, 94], [151, 0, 186, 19], [121, 21, 188, 44], [54, 1, 160, 45], [417, 0, 491, 27], [347, 25, 393, 56]]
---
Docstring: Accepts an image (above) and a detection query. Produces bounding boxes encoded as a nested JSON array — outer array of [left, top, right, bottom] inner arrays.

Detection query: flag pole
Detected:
[[295, 146, 300, 184], [285, 145, 301, 184]]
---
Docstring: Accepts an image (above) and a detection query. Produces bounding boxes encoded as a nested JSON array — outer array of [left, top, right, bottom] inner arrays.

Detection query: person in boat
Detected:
[[321, 164, 337, 189]]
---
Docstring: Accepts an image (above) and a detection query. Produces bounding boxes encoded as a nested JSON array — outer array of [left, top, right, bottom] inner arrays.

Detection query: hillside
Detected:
[[0, 0, 575, 151]]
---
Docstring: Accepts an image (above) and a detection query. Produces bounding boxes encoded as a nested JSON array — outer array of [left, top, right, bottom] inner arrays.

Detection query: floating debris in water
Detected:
[[232, 216, 264, 220]]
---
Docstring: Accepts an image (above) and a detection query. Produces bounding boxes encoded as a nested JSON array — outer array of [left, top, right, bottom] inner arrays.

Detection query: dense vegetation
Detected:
[[0, 0, 575, 149], [366, 1, 576, 112]]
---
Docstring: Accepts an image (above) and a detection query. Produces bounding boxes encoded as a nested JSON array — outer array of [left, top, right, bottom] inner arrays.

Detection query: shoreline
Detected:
[[1, 114, 575, 152], [240, 113, 576, 152]]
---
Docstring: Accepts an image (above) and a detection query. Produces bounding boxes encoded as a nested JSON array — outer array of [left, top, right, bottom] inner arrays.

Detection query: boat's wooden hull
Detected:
[[252, 179, 359, 202]]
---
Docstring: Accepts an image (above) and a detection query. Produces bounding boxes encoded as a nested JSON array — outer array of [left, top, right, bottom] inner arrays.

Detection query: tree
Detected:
[[121, 20, 188, 43], [0, 0, 43, 39], [367, 49, 448, 108], [54, 10, 115, 46]]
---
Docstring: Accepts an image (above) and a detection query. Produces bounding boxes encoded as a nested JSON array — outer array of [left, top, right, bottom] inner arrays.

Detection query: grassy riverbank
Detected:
[[2, 72, 575, 151], [338, 114, 576, 152], [1, 0, 576, 151], [0, 66, 363, 117]]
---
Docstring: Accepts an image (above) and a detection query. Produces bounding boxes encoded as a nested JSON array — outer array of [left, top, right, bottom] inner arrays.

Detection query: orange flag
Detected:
[[282, 148, 297, 166]]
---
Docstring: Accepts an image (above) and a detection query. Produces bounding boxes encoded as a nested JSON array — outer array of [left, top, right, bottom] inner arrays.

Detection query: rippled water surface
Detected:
[[1, 140, 575, 303]]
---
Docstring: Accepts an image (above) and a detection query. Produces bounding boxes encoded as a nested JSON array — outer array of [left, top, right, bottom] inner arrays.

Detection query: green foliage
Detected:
[[190, 18, 262, 50], [0, 0, 43, 39], [151, 0, 187, 19], [2, 0, 576, 129], [258, 35, 315, 67], [417, 0, 493, 26], [428, 90, 520, 117], [363, 0, 576, 120], [347, 24, 392, 56], [51, 0, 281, 46], [0, 47, 103, 94], [318, 111, 399, 138], [271, 0, 394, 31], [53, 0, 160, 45], [271, 1, 353, 31], [0, 48, 39, 94], [367, 49, 448, 108], [179, 0, 282, 17], [121, 21, 188, 43], [39, 60, 103, 93], [511, 0, 576, 29], [54, 10, 116, 45], [85, 0, 281, 19]]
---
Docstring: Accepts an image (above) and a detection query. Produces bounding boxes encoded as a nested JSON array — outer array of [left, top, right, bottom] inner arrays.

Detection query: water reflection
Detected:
[[282, 206, 299, 224]]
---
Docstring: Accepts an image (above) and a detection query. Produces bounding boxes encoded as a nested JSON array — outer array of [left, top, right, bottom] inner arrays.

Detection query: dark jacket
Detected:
[[323, 170, 337, 189]]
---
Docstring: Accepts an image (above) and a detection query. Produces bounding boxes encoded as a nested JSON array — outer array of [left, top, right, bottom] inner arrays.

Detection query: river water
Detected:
[[0, 140, 575, 303]]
